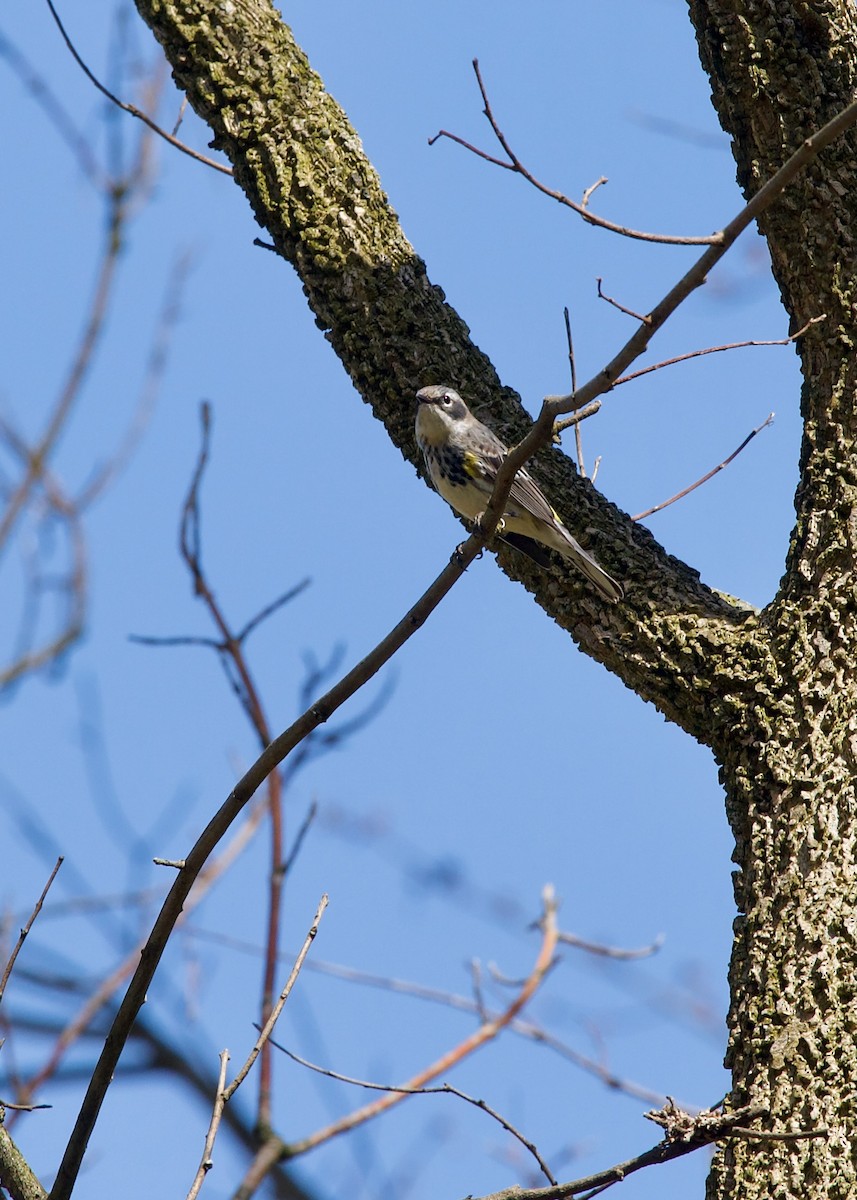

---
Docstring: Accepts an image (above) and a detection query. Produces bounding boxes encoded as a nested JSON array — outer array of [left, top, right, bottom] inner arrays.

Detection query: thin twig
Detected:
[[280, 800, 318, 879], [181, 933, 670, 1107], [275, 1042, 556, 1184], [224, 895, 328, 1102], [50, 91, 857, 1199], [429, 60, 719, 247], [631, 413, 774, 521], [468, 1104, 810, 1200], [0, 859, 63, 1005], [596, 278, 649, 323], [563, 308, 586, 477], [500, 96, 857, 507], [50, 482, 510, 1200], [280, 889, 558, 1157], [234, 890, 559, 1199], [555, 930, 664, 960], [175, 404, 296, 1129], [614, 315, 826, 386], [44, 0, 232, 176], [185, 1049, 230, 1200], [553, 401, 601, 436]]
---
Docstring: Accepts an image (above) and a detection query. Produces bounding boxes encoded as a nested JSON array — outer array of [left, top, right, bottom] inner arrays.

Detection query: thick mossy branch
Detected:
[[132, 0, 770, 744]]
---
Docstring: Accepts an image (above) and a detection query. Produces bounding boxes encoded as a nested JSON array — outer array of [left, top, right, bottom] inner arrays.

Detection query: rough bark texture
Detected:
[[129, 3, 857, 1198], [686, 4, 857, 1197], [134, 0, 764, 752]]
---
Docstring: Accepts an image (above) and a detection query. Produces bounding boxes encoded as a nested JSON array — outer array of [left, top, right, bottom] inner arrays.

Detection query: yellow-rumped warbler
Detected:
[[415, 385, 623, 603]]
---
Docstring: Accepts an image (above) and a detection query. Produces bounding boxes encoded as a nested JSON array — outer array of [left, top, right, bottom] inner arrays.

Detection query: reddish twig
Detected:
[[50, 469, 513, 1200], [284, 889, 557, 1155], [631, 413, 774, 522], [0, 859, 63, 1005], [177, 404, 301, 1129], [428, 60, 719, 247], [234, 890, 559, 1199]]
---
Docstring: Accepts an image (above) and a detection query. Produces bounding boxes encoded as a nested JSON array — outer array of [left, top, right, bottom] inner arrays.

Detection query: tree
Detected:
[[2, 2, 855, 1199]]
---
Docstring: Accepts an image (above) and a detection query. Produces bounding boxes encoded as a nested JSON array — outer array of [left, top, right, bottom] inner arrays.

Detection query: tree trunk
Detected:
[[134, 1, 857, 1196], [687, 3, 857, 1196]]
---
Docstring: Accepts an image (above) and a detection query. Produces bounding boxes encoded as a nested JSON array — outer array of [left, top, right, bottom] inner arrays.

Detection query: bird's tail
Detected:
[[557, 532, 624, 603]]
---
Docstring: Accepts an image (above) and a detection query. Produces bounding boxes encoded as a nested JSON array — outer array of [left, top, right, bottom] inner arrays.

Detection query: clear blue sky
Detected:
[[1, 3, 802, 1198]]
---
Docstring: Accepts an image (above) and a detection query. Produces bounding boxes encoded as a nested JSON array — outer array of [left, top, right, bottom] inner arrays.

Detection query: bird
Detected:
[[415, 385, 623, 603]]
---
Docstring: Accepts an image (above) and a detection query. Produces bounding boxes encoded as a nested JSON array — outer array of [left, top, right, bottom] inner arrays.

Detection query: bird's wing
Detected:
[[473, 449, 559, 524]]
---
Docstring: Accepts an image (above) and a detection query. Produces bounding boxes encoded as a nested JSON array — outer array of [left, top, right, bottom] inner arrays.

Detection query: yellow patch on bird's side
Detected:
[[462, 452, 482, 478]]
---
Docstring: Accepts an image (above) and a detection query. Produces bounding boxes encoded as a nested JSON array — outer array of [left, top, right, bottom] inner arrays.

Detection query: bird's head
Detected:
[[415, 385, 470, 441]]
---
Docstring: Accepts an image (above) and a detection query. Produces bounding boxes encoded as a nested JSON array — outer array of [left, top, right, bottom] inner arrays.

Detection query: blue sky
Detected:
[[1, 3, 803, 1198]]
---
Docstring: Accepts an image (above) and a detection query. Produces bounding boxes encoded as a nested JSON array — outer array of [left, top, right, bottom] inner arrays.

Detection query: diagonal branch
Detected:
[[49, 508, 515, 1199], [125, 0, 857, 743]]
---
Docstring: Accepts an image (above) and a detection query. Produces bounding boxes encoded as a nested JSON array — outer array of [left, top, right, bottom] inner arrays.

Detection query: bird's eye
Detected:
[[441, 393, 452, 406]]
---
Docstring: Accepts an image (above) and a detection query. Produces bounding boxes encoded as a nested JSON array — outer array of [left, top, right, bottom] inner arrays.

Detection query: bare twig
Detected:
[[429, 60, 719, 246], [563, 308, 586, 477], [182, 934, 671, 1107], [224, 894, 328, 1102], [498, 96, 857, 509], [468, 1103, 821, 1200], [280, 800, 318, 879], [555, 929, 664, 960], [631, 413, 774, 522], [15, 782, 282, 1108], [234, 890, 559, 1199], [44, 0, 232, 176], [183, 896, 327, 1199], [275, 1042, 556, 1184], [596, 278, 649, 323], [614, 315, 826, 386], [553, 401, 601, 436], [0, 200, 121, 554], [175, 405, 306, 1128], [185, 1050, 230, 1200], [0, 859, 63, 1006], [281, 888, 558, 1156], [50, 479, 508, 1200]]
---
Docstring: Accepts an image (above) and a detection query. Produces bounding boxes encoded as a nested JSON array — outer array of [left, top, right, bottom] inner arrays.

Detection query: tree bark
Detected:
[[131, 2, 857, 1197], [686, 3, 857, 1197]]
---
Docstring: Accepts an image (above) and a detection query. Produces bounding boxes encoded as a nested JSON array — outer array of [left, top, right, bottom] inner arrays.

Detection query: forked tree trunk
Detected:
[[134, 2, 857, 1197], [688, 4, 857, 1197]]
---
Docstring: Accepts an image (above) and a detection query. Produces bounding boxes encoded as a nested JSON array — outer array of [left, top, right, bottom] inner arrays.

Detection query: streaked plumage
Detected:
[[415, 385, 623, 603]]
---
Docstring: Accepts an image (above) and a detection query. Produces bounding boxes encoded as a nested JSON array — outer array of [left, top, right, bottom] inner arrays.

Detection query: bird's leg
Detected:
[[473, 512, 506, 539]]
